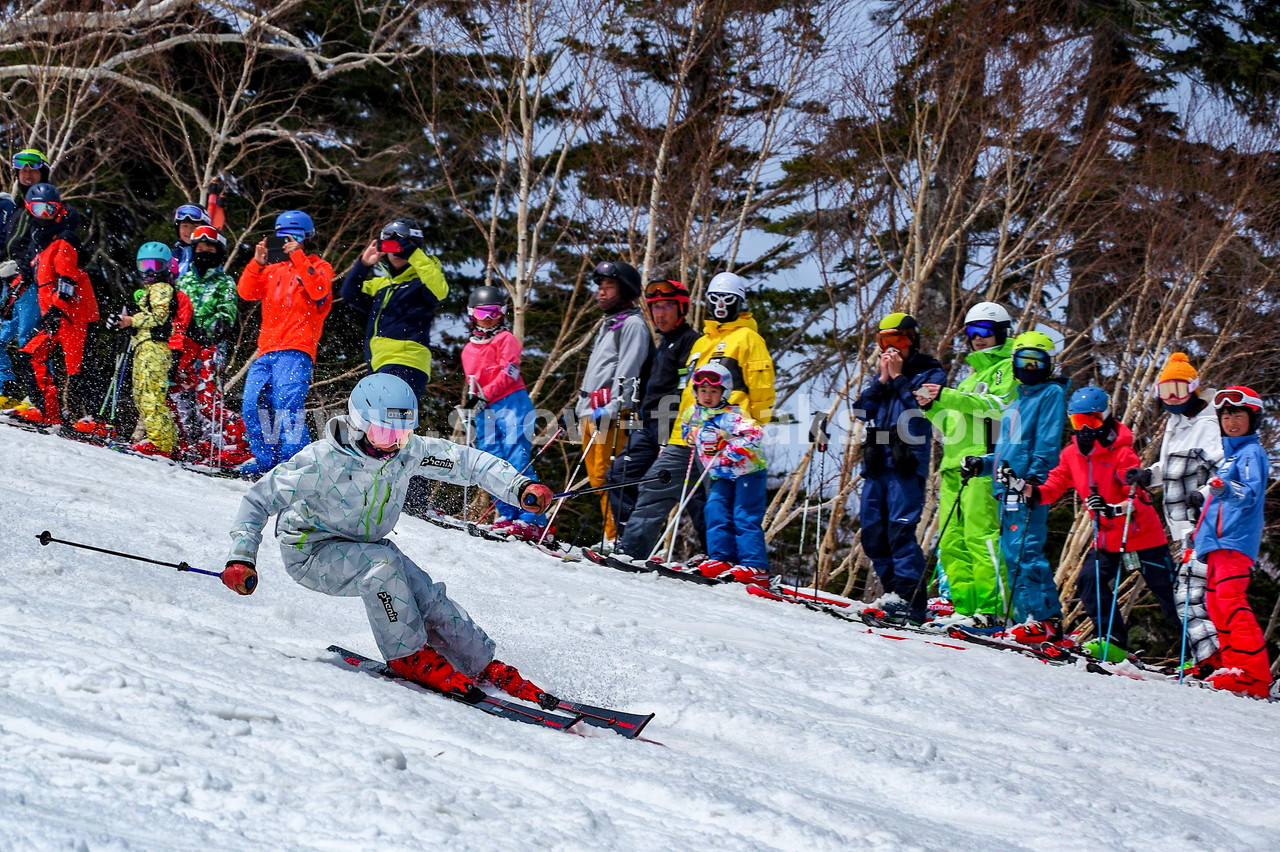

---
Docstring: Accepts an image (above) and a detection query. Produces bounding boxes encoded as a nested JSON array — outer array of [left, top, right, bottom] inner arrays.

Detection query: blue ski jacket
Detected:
[[982, 378, 1068, 496], [1195, 432, 1269, 561]]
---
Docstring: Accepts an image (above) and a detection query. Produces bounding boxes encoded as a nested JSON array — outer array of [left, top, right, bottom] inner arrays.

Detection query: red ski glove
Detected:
[[519, 482, 554, 514], [222, 561, 258, 595]]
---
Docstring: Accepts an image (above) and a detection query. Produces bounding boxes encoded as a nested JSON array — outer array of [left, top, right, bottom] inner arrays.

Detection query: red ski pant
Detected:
[[1205, 549, 1271, 686], [20, 321, 87, 422]]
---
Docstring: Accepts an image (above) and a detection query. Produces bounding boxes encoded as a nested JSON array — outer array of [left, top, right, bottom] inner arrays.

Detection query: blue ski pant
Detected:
[[1076, 545, 1179, 649], [705, 470, 769, 569], [0, 285, 39, 388], [474, 389, 544, 524], [861, 470, 927, 609], [999, 499, 1062, 623], [242, 350, 314, 471]]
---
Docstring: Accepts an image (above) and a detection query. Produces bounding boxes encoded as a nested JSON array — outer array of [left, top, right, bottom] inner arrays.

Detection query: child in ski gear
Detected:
[[15, 183, 99, 427], [1127, 352, 1223, 669], [678, 363, 768, 585], [916, 302, 1017, 628], [460, 285, 546, 538], [0, 149, 50, 409], [1193, 387, 1272, 698], [574, 260, 653, 544], [169, 204, 210, 279], [114, 242, 180, 456], [222, 373, 558, 706], [966, 330, 1066, 641], [237, 210, 333, 475], [613, 272, 774, 566], [1023, 386, 1180, 659], [854, 312, 946, 623], [340, 218, 448, 398], [172, 225, 249, 466]]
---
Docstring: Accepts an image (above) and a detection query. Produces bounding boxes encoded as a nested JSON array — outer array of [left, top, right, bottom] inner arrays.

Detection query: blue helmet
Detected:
[[348, 374, 418, 450], [275, 210, 315, 241], [1068, 386, 1110, 416]]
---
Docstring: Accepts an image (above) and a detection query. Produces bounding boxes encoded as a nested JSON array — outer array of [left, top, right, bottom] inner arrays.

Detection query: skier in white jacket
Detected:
[[1125, 353, 1223, 669], [222, 373, 556, 705]]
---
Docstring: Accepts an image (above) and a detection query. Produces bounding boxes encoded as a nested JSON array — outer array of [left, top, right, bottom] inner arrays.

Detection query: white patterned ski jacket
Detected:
[[227, 416, 530, 566]]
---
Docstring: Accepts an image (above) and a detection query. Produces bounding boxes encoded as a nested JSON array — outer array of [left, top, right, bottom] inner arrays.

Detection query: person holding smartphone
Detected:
[[339, 217, 448, 398], [236, 209, 333, 476]]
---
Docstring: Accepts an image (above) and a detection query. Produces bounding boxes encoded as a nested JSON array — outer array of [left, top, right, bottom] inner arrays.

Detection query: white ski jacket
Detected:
[[228, 416, 530, 566], [1148, 392, 1224, 529]]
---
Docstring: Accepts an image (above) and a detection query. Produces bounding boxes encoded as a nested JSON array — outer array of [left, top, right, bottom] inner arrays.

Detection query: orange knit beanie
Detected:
[[1158, 352, 1198, 385]]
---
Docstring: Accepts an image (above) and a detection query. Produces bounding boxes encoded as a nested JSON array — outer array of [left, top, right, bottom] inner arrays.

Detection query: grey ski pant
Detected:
[[615, 443, 706, 560], [280, 536, 495, 673], [1169, 517, 1220, 664]]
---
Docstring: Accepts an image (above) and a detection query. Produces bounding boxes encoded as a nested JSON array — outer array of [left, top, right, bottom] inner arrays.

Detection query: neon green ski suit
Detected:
[[924, 340, 1016, 616]]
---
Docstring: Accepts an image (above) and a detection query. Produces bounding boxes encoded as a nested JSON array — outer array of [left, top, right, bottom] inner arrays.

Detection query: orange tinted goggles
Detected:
[[1069, 412, 1105, 430], [877, 331, 912, 350]]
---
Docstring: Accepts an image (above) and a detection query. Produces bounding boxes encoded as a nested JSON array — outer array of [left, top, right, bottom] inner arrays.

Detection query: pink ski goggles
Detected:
[[471, 305, 504, 321], [365, 423, 413, 450]]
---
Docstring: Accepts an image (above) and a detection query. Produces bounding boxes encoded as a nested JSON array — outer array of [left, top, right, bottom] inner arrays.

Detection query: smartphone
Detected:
[[265, 234, 289, 265]]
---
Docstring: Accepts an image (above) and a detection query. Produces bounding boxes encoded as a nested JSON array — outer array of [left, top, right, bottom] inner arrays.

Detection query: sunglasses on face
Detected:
[[26, 201, 61, 218], [1069, 412, 1105, 431], [471, 305, 504, 321], [1012, 350, 1050, 370], [1157, 379, 1191, 402], [137, 258, 166, 272], [964, 321, 997, 339], [1214, 388, 1263, 410]]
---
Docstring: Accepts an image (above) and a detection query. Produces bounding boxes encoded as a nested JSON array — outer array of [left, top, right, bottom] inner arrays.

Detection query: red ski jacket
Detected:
[[1037, 422, 1168, 552], [31, 237, 98, 324]]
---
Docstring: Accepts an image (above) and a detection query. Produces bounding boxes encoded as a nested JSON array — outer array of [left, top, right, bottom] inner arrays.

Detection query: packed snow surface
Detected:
[[2, 426, 1279, 851]]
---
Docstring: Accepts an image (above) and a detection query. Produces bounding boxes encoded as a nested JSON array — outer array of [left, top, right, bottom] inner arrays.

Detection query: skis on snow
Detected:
[[326, 646, 656, 737]]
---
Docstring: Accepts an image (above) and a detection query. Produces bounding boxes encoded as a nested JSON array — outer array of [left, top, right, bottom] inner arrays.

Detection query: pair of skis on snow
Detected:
[[327, 646, 656, 738]]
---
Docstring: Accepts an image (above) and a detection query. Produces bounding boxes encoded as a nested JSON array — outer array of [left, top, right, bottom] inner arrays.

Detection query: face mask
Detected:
[[192, 252, 222, 274], [1162, 399, 1192, 415], [1013, 365, 1049, 385]]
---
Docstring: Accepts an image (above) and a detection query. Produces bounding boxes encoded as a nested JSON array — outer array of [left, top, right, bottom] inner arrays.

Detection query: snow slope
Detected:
[[2, 426, 1279, 852]]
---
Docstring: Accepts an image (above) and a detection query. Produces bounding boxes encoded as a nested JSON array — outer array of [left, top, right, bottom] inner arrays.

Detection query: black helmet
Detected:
[[468, 285, 509, 309], [380, 217, 423, 243], [25, 182, 61, 204], [591, 260, 642, 300]]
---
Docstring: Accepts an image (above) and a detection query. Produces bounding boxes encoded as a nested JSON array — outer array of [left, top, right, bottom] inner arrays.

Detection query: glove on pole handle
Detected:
[[35, 530, 238, 585], [552, 468, 670, 500], [476, 426, 565, 526]]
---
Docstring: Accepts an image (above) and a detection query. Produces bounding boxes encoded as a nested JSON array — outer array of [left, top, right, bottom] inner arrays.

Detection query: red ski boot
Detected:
[[388, 647, 485, 704], [480, 660, 560, 710]]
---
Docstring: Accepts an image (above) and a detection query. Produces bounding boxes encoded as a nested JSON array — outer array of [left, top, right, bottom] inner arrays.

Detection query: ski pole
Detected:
[[911, 473, 968, 614], [538, 432, 593, 546], [553, 468, 670, 500], [647, 442, 699, 563], [663, 452, 718, 565], [1102, 483, 1139, 661], [34, 530, 243, 587], [475, 426, 565, 526]]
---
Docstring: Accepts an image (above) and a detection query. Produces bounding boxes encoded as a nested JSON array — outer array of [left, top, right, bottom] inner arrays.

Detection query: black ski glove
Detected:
[[1186, 491, 1205, 513], [1085, 493, 1127, 518], [1124, 467, 1153, 488], [36, 306, 63, 335], [960, 456, 984, 481]]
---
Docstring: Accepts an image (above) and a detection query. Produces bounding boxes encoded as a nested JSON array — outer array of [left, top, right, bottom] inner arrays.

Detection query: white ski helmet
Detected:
[[964, 301, 1012, 325], [963, 301, 1013, 345], [706, 272, 747, 322]]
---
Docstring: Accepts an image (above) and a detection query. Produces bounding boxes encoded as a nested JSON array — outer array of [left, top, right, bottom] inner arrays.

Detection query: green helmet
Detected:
[[878, 312, 919, 334], [12, 148, 50, 171], [1011, 330, 1054, 354], [136, 241, 172, 265]]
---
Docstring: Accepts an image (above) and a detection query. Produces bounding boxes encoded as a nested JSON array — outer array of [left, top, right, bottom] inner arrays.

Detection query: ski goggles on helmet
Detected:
[[876, 330, 912, 351], [1069, 412, 1106, 431], [591, 261, 624, 282], [1157, 379, 1193, 403], [12, 152, 47, 170], [191, 225, 225, 246], [691, 368, 728, 387], [645, 280, 687, 301], [26, 200, 62, 219], [1012, 349, 1051, 371], [1213, 388, 1263, 411], [174, 204, 208, 224], [470, 304, 504, 321], [137, 258, 167, 273], [964, 321, 998, 339]]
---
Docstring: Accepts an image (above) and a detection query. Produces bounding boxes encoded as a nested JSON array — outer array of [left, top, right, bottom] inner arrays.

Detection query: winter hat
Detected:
[[1158, 353, 1198, 387]]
